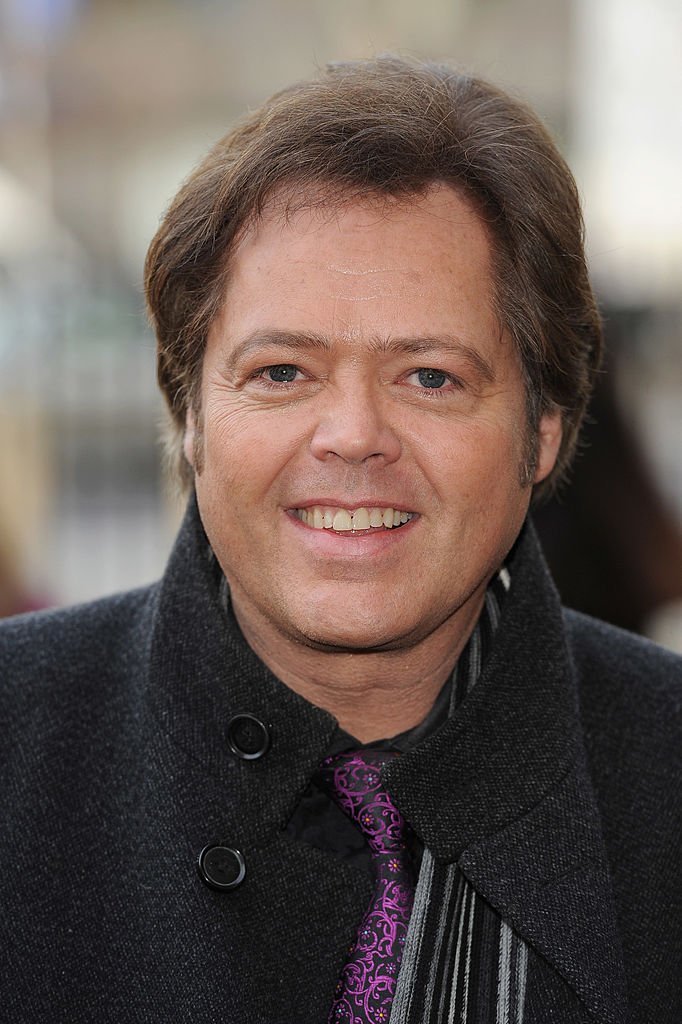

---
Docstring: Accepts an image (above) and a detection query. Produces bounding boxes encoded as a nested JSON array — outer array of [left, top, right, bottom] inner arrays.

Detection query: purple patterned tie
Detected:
[[317, 750, 416, 1024]]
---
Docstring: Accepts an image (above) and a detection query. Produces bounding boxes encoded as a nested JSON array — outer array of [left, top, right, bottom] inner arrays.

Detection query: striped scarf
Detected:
[[390, 568, 530, 1024]]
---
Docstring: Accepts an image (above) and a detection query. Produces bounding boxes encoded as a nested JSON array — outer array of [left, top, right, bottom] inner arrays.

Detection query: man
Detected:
[[1, 57, 679, 1024]]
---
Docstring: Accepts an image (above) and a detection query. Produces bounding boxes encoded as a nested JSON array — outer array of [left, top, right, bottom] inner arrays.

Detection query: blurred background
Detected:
[[1, 0, 681, 646]]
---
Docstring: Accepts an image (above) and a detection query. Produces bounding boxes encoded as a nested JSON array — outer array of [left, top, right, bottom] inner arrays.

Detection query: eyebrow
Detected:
[[222, 330, 330, 374], [223, 328, 496, 383]]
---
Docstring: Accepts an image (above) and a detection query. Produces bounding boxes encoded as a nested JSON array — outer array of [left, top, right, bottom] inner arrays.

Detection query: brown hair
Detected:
[[145, 56, 602, 495]]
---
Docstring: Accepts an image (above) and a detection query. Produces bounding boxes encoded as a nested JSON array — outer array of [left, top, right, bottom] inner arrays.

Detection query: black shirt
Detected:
[[284, 670, 454, 874]]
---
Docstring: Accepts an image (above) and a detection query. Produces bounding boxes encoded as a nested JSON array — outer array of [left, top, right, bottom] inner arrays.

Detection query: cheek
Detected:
[[202, 401, 311, 489], [413, 416, 526, 505]]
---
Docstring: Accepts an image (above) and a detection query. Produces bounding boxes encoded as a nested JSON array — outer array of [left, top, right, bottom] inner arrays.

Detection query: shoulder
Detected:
[[564, 609, 680, 855], [563, 611, 681, 1011], [0, 586, 159, 833], [0, 585, 157, 726], [0, 584, 155, 650], [564, 608, 681, 731], [564, 609, 680, 775]]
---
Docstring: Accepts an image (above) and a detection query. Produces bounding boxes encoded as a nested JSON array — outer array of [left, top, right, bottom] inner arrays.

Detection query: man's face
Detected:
[[187, 184, 561, 652]]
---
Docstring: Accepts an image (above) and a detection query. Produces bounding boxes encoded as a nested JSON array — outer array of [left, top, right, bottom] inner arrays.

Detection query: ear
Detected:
[[533, 407, 563, 485], [183, 407, 196, 469]]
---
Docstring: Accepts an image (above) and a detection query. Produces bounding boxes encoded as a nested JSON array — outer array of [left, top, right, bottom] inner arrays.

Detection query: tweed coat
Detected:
[[1, 499, 680, 1023]]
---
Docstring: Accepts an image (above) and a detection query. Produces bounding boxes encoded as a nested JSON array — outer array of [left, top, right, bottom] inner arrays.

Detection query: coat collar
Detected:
[[148, 497, 628, 1021], [146, 493, 338, 835]]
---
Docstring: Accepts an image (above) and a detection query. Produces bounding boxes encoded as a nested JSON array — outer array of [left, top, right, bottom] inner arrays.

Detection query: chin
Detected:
[[299, 632, 406, 654], [290, 609, 422, 654]]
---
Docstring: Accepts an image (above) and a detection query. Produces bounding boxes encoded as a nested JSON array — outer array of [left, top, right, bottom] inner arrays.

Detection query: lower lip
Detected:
[[284, 510, 418, 557]]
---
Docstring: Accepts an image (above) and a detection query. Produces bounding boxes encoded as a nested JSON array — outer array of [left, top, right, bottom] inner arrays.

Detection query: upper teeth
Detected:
[[295, 506, 413, 531]]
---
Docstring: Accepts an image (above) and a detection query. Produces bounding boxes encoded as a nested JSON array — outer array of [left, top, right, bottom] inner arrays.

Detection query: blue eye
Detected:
[[266, 364, 298, 383], [417, 368, 448, 388]]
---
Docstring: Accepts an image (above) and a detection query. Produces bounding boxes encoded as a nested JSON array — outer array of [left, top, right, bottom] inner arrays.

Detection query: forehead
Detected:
[[217, 184, 502, 350]]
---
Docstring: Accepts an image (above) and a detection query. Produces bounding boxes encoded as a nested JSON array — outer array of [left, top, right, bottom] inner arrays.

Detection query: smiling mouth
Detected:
[[293, 506, 414, 532]]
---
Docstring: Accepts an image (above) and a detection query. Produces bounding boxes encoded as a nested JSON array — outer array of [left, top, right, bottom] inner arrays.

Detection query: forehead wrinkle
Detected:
[[284, 249, 420, 289], [329, 291, 402, 303], [324, 262, 411, 277]]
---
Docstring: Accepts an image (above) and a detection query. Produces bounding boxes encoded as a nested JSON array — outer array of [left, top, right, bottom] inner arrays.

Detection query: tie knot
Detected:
[[316, 750, 409, 858]]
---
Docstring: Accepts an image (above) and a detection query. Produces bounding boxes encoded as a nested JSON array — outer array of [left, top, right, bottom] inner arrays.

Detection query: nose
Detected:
[[309, 383, 401, 465]]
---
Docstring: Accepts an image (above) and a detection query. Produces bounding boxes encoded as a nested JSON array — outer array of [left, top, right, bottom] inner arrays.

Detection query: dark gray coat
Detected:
[[1, 501, 680, 1023]]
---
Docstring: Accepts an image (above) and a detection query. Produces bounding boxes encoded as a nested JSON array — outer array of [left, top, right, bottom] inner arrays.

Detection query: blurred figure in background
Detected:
[[0, 521, 49, 617], [535, 323, 682, 650]]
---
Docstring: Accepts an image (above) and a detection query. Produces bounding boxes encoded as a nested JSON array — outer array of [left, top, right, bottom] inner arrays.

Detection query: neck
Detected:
[[230, 595, 485, 743]]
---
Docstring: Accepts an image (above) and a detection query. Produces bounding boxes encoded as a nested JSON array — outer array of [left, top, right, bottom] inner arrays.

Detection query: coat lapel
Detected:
[[459, 763, 628, 1022], [384, 523, 628, 1022]]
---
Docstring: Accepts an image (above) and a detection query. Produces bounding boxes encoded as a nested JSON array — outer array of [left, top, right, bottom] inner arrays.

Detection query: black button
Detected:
[[198, 844, 246, 891], [226, 713, 270, 760]]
